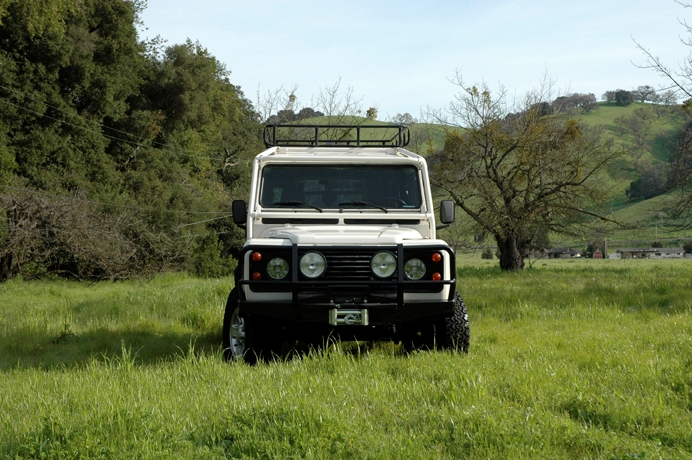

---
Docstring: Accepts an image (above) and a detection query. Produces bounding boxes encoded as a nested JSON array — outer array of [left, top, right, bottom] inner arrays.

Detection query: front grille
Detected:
[[300, 249, 396, 281]]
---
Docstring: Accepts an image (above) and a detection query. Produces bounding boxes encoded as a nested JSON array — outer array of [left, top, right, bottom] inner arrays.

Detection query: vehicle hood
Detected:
[[259, 225, 424, 244]]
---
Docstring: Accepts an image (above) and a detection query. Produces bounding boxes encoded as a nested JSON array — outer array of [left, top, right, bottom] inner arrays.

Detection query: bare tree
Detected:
[[0, 189, 193, 280], [311, 78, 365, 125], [391, 113, 417, 125], [634, 1, 692, 225], [632, 85, 658, 103], [634, 2, 692, 102], [429, 74, 623, 270], [552, 93, 598, 114], [255, 84, 300, 123], [661, 90, 679, 106], [256, 78, 383, 144]]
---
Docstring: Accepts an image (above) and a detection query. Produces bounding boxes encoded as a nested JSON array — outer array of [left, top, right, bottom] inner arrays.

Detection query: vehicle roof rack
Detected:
[[263, 124, 410, 148]]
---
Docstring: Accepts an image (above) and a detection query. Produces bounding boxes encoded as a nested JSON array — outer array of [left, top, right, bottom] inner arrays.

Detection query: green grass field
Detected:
[[1, 261, 692, 459]]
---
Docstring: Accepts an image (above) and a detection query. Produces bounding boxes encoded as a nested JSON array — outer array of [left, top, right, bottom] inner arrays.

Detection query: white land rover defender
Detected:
[[224, 124, 469, 363]]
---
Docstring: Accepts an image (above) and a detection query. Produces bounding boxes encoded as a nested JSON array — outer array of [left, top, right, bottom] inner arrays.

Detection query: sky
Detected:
[[139, 0, 692, 119]]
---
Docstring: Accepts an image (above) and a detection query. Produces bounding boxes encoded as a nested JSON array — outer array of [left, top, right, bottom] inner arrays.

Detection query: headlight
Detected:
[[404, 258, 426, 280], [300, 252, 326, 278], [266, 257, 289, 280], [371, 251, 396, 278]]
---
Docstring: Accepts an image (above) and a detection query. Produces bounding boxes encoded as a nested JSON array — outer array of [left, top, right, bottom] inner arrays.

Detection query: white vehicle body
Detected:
[[223, 125, 468, 362], [240, 145, 453, 303]]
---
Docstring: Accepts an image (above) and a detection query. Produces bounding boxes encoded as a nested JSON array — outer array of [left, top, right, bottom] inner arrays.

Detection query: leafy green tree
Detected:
[[615, 90, 633, 106], [430, 76, 622, 270], [683, 240, 692, 254], [0, 0, 261, 279], [601, 89, 633, 105], [626, 164, 670, 200], [635, 6, 692, 227], [551, 93, 598, 113], [0, 0, 143, 194]]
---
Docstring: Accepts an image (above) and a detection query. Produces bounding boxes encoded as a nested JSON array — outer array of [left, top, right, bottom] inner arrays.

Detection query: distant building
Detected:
[[593, 249, 603, 259], [616, 248, 655, 259], [653, 248, 685, 258], [544, 248, 582, 259], [616, 248, 684, 259]]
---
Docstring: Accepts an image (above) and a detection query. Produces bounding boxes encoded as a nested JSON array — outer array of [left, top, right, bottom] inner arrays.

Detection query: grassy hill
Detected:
[[430, 101, 692, 248], [579, 102, 684, 166], [282, 105, 691, 247], [570, 102, 691, 246]]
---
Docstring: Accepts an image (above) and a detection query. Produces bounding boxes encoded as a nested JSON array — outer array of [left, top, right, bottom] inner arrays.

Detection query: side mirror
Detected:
[[232, 200, 247, 225], [439, 200, 455, 225]]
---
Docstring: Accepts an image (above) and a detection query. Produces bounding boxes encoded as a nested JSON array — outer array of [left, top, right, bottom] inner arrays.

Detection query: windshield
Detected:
[[260, 165, 423, 210]]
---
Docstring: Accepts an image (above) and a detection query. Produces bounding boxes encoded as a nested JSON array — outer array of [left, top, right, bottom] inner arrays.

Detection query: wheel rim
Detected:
[[229, 307, 245, 359]]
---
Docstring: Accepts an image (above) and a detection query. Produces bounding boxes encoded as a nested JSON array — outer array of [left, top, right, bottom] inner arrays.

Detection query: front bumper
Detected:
[[236, 242, 457, 326], [238, 299, 455, 325]]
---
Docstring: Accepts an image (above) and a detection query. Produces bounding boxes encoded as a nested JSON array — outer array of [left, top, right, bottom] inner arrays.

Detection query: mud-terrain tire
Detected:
[[402, 290, 469, 353], [222, 288, 281, 364], [437, 290, 470, 352]]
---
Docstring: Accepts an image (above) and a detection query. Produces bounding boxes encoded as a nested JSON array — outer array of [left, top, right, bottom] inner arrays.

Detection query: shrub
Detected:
[[189, 234, 236, 278], [683, 240, 692, 254]]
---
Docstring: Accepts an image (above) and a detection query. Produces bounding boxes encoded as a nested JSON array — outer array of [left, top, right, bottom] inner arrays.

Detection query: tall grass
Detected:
[[0, 273, 232, 369], [1, 261, 691, 459]]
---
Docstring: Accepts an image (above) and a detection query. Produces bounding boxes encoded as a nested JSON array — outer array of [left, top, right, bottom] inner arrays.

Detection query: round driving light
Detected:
[[371, 251, 396, 278], [300, 252, 326, 278], [266, 257, 289, 280], [431, 252, 442, 263], [404, 258, 426, 280]]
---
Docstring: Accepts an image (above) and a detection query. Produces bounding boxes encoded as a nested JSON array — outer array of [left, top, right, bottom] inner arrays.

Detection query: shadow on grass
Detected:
[[0, 327, 223, 372]]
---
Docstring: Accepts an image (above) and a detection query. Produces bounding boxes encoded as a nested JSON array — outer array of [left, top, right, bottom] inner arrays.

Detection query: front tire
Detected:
[[437, 290, 470, 352], [401, 290, 470, 353], [222, 288, 281, 364]]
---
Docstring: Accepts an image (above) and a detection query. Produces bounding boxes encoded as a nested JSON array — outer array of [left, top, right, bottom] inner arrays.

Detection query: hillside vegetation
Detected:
[[0, 0, 261, 281]]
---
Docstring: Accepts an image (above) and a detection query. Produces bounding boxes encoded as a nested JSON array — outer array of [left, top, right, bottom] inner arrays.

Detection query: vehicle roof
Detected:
[[255, 146, 425, 164]]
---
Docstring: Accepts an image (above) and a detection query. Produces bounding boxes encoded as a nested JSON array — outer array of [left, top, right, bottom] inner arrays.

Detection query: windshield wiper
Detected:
[[338, 201, 388, 212], [272, 201, 323, 212]]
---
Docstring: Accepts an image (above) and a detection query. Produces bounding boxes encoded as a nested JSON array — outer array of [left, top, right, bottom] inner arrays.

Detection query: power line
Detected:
[[0, 83, 153, 144], [0, 226, 235, 239], [177, 214, 233, 227], [0, 185, 232, 215], [0, 83, 248, 162], [0, 85, 253, 220], [0, 96, 227, 162]]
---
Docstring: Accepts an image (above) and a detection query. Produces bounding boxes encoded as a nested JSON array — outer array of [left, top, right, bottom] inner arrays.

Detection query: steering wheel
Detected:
[[374, 197, 407, 208]]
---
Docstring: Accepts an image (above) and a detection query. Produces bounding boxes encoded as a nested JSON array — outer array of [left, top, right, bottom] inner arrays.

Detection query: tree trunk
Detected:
[[495, 233, 525, 270]]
